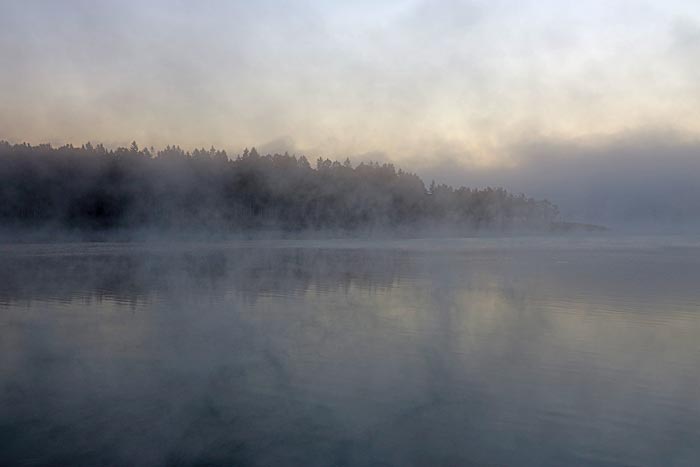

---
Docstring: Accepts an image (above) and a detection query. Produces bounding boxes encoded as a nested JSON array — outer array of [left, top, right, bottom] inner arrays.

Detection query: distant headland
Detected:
[[0, 141, 568, 236]]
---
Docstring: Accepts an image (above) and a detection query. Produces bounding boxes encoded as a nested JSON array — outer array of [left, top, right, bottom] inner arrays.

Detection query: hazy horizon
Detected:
[[3, 1, 700, 224]]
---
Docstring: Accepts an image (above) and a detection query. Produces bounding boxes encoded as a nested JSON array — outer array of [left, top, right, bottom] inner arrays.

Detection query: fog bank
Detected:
[[418, 130, 700, 229]]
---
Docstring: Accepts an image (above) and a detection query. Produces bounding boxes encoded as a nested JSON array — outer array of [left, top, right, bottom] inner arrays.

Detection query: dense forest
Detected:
[[0, 141, 559, 234]]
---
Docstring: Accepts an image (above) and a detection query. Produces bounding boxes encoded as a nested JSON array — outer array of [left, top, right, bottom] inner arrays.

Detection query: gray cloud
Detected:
[[3, 0, 700, 153]]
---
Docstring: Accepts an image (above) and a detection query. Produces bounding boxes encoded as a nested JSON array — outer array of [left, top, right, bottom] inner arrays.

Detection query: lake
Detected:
[[1, 237, 699, 466]]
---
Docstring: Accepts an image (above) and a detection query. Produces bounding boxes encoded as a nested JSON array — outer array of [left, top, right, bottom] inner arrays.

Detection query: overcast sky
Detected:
[[2, 0, 700, 222]]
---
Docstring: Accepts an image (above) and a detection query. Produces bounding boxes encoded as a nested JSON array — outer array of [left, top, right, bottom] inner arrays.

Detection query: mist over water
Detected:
[[3, 1, 700, 464], [1, 237, 699, 466]]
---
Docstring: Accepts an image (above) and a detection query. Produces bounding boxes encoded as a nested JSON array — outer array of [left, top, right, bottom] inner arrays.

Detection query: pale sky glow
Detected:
[[2, 0, 700, 167]]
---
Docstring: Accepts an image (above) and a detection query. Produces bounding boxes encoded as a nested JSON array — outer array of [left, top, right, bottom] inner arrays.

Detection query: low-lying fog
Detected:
[[1, 237, 699, 466]]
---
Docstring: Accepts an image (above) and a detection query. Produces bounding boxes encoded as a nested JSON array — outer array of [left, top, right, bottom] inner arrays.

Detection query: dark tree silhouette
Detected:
[[0, 141, 559, 233]]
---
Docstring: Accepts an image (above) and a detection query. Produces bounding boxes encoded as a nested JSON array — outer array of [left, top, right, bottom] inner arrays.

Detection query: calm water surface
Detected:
[[1, 237, 699, 466]]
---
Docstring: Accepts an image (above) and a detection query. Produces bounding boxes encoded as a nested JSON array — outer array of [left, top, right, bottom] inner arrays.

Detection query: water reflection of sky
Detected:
[[1, 239, 699, 466]]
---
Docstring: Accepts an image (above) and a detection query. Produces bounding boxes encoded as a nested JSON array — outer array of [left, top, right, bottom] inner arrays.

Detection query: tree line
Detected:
[[0, 141, 559, 233]]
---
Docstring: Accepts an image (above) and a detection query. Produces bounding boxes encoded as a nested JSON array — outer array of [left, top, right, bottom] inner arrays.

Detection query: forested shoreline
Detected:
[[0, 141, 559, 234]]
